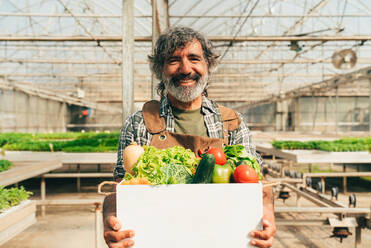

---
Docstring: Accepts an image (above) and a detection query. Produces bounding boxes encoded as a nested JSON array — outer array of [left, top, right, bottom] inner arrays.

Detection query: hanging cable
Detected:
[[56, 0, 120, 65], [219, 0, 259, 61], [338, 0, 347, 29]]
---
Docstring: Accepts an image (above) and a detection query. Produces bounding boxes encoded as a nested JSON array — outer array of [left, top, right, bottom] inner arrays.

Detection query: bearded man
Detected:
[[103, 26, 276, 248]]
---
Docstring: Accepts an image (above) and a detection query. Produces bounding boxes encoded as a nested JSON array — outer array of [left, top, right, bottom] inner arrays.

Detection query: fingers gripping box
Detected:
[[117, 183, 263, 248]]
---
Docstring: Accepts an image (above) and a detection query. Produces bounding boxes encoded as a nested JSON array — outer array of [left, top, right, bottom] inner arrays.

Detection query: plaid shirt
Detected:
[[114, 95, 261, 179]]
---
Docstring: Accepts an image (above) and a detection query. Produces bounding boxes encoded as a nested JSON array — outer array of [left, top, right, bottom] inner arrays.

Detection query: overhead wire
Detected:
[[56, 0, 120, 65], [338, 0, 347, 29], [219, 0, 259, 61]]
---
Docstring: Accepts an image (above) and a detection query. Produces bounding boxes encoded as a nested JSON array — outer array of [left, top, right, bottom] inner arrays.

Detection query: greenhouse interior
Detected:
[[0, 0, 370, 248]]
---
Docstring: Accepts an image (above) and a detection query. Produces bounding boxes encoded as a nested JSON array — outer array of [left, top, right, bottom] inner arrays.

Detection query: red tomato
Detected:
[[206, 148, 226, 165], [233, 164, 259, 183]]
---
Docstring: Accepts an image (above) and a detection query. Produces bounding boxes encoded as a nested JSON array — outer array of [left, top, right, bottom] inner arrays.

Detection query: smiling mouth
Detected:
[[179, 79, 195, 86], [171, 73, 201, 87]]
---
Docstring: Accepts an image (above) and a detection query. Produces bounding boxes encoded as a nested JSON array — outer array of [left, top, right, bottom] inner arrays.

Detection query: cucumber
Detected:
[[192, 154, 215, 184]]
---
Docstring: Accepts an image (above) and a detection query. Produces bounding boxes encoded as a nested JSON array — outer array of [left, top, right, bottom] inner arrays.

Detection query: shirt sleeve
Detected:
[[228, 113, 263, 166], [113, 114, 136, 180]]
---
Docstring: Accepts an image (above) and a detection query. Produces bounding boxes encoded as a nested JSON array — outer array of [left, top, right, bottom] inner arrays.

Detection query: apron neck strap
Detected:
[[218, 104, 242, 145], [142, 100, 166, 134]]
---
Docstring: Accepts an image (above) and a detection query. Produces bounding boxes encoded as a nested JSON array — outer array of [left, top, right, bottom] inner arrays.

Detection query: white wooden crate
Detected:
[[117, 183, 262, 248]]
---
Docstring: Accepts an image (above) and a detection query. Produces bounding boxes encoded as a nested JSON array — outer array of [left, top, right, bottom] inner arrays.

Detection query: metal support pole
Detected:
[[280, 165, 284, 177], [275, 102, 280, 131], [151, 0, 159, 100], [335, 86, 339, 134], [324, 96, 328, 133], [26, 94, 30, 132], [122, 0, 134, 122], [95, 203, 103, 248], [282, 100, 288, 131], [311, 93, 315, 131], [45, 99, 49, 131], [61, 102, 66, 132], [369, 78, 371, 133], [355, 226, 362, 247], [295, 98, 300, 131], [41, 176, 46, 217], [343, 176, 347, 194], [151, 0, 169, 100], [296, 192, 301, 207], [77, 164, 81, 192], [343, 164, 347, 193], [162, 0, 170, 28]]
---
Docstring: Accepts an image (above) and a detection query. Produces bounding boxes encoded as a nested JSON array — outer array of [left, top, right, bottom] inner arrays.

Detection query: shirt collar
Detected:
[[201, 95, 218, 114], [159, 95, 172, 117]]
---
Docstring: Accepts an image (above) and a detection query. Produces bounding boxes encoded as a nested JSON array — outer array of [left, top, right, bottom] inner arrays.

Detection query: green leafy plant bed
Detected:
[[0, 186, 33, 212], [272, 137, 371, 152], [0, 132, 120, 152], [0, 160, 13, 173]]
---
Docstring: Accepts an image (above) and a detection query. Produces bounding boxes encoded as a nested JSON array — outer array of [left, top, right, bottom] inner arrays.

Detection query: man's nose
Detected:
[[178, 59, 192, 74]]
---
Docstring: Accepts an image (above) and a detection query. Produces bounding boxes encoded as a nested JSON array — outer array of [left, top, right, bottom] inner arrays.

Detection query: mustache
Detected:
[[170, 73, 201, 85]]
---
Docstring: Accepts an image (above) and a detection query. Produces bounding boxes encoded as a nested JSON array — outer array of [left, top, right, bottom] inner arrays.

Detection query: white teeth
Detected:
[[180, 79, 193, 83]]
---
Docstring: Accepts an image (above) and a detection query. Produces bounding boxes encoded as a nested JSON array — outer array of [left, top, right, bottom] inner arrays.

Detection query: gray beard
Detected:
[[163, 74, 208, 103]]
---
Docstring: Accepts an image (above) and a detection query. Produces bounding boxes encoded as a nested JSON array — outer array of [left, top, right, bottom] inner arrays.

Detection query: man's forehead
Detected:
[[170, 39, 203, 56]]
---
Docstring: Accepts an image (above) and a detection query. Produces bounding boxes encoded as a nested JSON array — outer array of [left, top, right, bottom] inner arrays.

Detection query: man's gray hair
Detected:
[[148, 26, 219, 97]]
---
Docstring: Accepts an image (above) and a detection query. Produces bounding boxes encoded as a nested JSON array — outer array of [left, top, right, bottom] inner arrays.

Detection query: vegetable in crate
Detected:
[[223, 144, 262, 180], [211, 161, 233, 183], [205, 147, 226, 165], [233, 164, 259, 183], [192, 154, 215, 184], [123, 145, 198, 185], [123, 142, 144, 175], [120, 178, 150, 185]]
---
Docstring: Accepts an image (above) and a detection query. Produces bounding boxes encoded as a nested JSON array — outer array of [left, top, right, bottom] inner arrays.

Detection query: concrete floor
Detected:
[[1, 205, 105, 248], [1, 178, 371, 248]]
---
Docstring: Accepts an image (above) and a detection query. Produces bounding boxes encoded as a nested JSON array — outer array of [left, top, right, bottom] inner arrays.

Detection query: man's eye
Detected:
[[167, 59, 178, 64]]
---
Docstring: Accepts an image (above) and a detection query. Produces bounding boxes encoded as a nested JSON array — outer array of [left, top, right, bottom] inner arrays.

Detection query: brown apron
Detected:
[[142, 100, 241, 154]]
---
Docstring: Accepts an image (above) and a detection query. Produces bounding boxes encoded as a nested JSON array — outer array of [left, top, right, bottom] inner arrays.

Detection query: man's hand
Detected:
[[103, 192, 135, 248], [104, 215, 135, 248], [249, 185, 276, 248], [249, 219, 276, 248]]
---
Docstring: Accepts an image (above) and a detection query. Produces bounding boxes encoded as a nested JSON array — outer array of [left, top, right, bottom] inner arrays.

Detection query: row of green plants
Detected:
[[2, 132, 370, 153], [0, 186, 33, 212], [272, 137, 371, 152], [0, 132, 121, 152], [0, 159, 13, 172]]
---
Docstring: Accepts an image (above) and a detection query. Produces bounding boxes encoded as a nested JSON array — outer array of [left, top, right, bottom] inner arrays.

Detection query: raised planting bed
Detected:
[[0, 200, 36, 246], [257, 143, 371, 164], [0, 160, 62, 187], [0, 132, 120, 152], [271, 137, 371, 152]]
